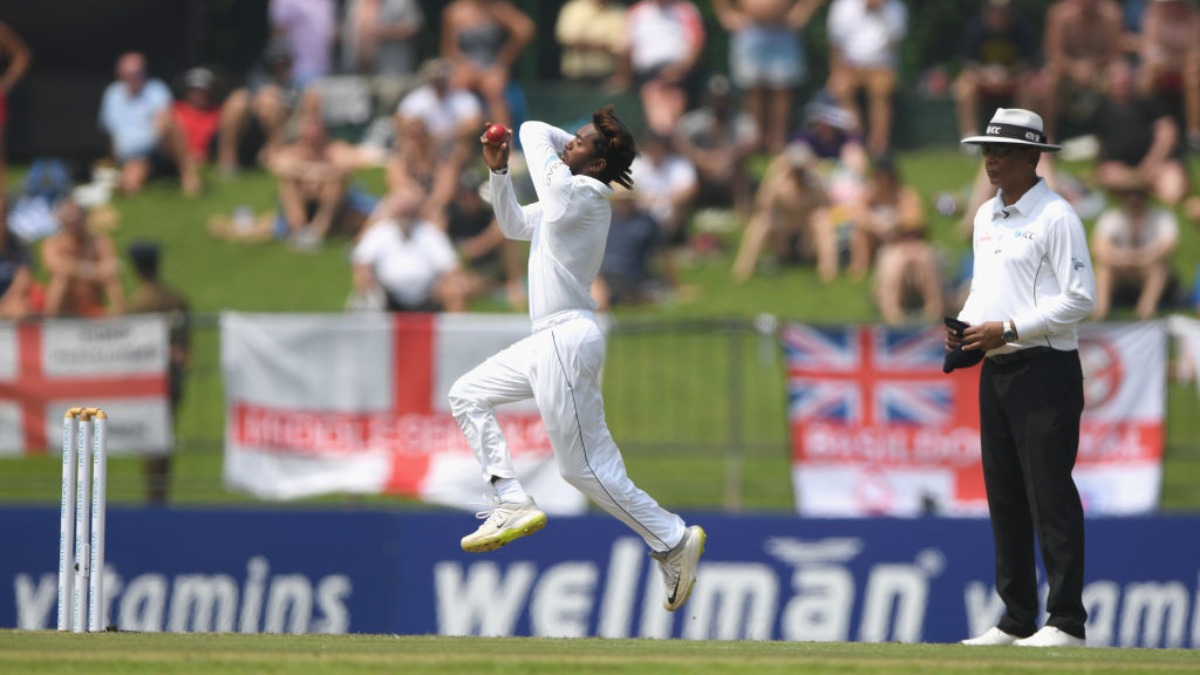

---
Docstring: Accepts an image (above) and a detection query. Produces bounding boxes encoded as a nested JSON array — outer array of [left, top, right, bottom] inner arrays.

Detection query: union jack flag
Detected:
[[782, 324, 962, 427]]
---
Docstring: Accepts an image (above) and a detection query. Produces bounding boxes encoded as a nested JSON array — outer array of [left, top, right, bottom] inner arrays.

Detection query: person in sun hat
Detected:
[[950, 107, 1096, 649]]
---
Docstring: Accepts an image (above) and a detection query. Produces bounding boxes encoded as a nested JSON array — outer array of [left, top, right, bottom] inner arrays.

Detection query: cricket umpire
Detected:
[[949, 108, 1095, 648]]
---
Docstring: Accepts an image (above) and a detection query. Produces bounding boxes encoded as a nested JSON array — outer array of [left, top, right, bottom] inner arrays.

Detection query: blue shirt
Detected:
[[602, 207, 659, 281], [98, 79, 172, 160], [0, 233, 31, 297]]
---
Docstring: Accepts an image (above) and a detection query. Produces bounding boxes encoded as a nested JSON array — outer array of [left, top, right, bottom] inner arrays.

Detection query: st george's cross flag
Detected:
[[220, 312, 585, 514], [0, 316, 173, 456], [784, 321, 1165, 517]]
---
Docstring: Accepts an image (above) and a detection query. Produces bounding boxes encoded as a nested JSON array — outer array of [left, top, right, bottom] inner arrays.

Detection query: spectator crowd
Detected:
[[0, 0, 1198, 331]]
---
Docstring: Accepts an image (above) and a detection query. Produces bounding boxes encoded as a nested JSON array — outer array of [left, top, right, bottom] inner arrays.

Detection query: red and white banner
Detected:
[[786, 321, 1165, 517], [220, 312, 585, 514], [0, 316, 172, 456]]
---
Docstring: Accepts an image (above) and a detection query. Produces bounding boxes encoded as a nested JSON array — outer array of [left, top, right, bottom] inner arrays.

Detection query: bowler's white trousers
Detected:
[[449, 310, 686, 552]]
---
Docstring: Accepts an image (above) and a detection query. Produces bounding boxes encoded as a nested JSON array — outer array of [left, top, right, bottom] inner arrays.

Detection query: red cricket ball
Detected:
[[484, 123, 507, 145]]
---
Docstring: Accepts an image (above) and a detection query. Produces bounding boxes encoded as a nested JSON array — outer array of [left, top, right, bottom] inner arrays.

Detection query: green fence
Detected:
[[6, 314, 1200, 511]]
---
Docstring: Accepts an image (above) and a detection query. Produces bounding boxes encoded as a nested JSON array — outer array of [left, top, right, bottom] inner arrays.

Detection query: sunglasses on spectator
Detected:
[[980, 144, 1021, 158]]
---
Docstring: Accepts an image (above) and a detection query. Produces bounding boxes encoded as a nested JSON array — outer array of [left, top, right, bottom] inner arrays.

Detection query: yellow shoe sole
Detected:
[[461, 512, 547, 553]]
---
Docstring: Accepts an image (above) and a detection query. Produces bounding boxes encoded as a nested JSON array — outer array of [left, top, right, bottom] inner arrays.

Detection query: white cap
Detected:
[[961, 108, 1062, 152]]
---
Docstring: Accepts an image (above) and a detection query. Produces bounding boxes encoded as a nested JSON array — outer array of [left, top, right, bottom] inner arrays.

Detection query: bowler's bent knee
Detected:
[[447, 376, 484, 419]]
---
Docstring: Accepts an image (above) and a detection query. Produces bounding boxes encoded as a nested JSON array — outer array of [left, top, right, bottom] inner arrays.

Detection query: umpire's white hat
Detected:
[[961, 108, 1062, 152]]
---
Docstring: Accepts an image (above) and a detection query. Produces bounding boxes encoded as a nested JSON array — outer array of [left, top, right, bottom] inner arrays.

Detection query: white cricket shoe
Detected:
[[960, 627, 1020, 646], [460, 497, 547, 553], [1014, 626, 1086, 648], [651, 525, 706, 612]]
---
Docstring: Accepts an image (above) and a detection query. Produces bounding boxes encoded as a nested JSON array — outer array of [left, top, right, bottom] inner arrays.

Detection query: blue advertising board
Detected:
[[3, 508, 1198, 648]]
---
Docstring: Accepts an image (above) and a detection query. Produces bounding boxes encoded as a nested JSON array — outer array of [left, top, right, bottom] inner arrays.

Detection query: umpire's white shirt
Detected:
[[489, 121, 612, 323], [959, 178, 1096, 355]]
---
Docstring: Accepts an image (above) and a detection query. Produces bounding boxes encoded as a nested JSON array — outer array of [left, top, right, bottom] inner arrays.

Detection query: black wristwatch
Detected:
[[1001, 320, 1018, 343]]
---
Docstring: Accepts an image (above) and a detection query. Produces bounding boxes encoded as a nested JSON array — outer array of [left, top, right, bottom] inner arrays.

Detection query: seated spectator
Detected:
[[41, 199, 123, 317], [0, 21, 31, 191], [1034, 0, 1124, 142], [386, 117, 461, 226], [953, 0, 1039, 150], [873, 221, 943, 325], [218, 41, 321, 173], [1092, 183, 1178, 319], [172, 68, 222, 173], [0, 196, 35, 320], [445, 168, 525, 309], [555, 0, 627, 84], [395, 59, 484, 165], [673, 74, 760, 218], [99, 52, 199, 196], [268, 117, 374, 248], [850, 157, 943, 323], [791, 97, 869, 167], [440, 0, 535, 127], [731, 142, 830, 282], [788, 99, 870, 281], [125, 241, 190, 505], [350, 188, 468, 312], [848, 155, 922, 278], [340, 0, 424, 80], [1137, 0, 1200, 150], [269, 0, 336, 85], [617, 0, 707, 136], [1092, 59, 1189, 207], [713, 0, 821, 153], [7, 158, 74, 244], [826, 0, 908, 158], [629, 132, 699, 288], [593, 188, 662, 309]]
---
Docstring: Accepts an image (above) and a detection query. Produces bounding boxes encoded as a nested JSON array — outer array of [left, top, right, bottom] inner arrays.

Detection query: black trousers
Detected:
[[979, 348, 1087, 639]]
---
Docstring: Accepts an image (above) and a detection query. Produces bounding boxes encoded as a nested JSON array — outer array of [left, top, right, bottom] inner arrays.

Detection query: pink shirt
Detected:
[[270, 0, 336, 82]]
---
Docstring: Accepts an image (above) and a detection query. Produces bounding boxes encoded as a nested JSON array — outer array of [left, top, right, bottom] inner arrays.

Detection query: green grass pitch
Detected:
[[2, 631, 1199, 674]]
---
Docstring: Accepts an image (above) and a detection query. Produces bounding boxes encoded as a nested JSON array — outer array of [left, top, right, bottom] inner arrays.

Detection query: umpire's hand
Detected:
[[960, 321, 1007, 352]]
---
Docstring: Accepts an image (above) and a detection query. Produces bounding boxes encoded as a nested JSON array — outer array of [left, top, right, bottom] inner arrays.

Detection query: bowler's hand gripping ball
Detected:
[[484, 123, 507, 145]]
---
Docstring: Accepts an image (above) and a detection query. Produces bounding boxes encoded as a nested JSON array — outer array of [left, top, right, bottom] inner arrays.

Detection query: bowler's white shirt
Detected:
[[959, 179, 1096, 355], [489, 121, 613, 322]]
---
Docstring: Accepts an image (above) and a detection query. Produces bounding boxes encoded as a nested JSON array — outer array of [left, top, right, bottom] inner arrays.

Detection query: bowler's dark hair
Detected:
[[590, 105, 636, 189]]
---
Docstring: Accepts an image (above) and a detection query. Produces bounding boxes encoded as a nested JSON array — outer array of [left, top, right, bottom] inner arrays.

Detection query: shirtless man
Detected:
[[268, 117, 367, 246], [1138, 0, 1200, 150], [41, 199, 124, 317], [0, 22, 30, 191], [713, 0, 823, 153], [731, 142, 830, 282], [1036, 0, 1123, 141]]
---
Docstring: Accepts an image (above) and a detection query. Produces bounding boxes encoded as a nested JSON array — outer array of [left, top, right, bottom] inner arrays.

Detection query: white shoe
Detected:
[[460, 497, 546, 553], [651, 525, 706, 612], [1014, 626, 1085, 647], [960, 627, 1020, 646]]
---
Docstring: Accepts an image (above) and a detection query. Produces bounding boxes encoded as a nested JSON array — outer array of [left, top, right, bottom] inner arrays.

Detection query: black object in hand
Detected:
[[942, 316, 984, 374]]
